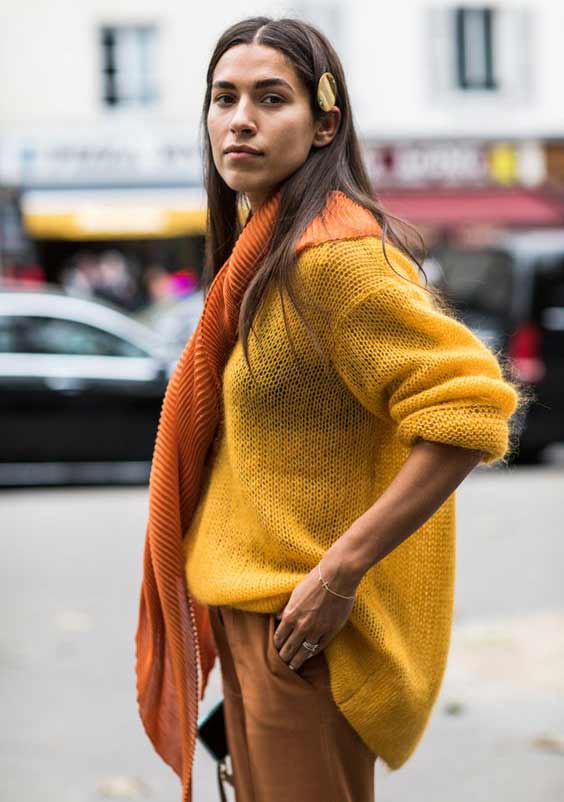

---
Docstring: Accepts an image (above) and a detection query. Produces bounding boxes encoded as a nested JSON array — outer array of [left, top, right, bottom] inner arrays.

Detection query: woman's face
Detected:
[[207, 43, 340, 212]]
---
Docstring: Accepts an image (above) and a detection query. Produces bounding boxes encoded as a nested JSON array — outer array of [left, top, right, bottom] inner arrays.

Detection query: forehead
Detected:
[[212, 43, 298, 86]]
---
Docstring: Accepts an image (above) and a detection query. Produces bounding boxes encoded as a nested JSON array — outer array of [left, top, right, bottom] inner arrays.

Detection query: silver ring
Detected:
[[302, 640, 319, 653]]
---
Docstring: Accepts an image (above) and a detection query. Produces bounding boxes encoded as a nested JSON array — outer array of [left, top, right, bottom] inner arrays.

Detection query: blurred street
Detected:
[[2, 458, 564, 802]]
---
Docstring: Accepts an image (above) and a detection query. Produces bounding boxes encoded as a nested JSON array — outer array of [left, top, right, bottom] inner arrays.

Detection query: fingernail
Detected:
[[289, 664, 296, 671]]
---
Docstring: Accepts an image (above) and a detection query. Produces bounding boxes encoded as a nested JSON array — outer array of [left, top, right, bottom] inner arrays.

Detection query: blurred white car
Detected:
[[134, 289, 204, 358]]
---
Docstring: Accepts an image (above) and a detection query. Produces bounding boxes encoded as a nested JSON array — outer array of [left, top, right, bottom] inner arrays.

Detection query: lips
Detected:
[[226, 152, 262, 160], [224, 147, 264, 155]]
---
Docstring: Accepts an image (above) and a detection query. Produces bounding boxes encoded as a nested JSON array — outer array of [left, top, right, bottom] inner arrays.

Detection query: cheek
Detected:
[[280, 127, 313, 167], [207, 113, 222, 150], [278, 114, 314, 155]]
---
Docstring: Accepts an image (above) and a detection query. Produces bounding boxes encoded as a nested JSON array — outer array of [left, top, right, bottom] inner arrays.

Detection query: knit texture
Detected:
[[135, 189, 387, 802], [183, 234, 519, 769]]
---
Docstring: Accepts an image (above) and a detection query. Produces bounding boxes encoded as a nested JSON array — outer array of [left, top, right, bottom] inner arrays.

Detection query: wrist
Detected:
[[319, 539, 367, 596]]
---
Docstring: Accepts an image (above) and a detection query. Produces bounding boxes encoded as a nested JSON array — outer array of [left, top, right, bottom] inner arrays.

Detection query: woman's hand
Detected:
[[272, 549, 359, 672], [273, 442, 485, 673]]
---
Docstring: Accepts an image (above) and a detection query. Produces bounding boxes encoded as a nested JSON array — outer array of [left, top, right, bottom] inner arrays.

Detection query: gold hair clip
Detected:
[[317, 72, 337, 112]]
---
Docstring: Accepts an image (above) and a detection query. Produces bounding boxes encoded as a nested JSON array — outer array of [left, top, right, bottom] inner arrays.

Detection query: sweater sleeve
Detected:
[[332, 270, 520, 466]]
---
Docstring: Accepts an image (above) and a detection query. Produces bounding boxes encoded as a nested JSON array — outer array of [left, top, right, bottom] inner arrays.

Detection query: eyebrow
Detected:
[[211, 78, 294, 92]]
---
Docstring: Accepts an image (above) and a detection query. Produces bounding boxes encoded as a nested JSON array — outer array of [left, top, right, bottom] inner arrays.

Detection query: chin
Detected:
[[223, 174, 266, 195]]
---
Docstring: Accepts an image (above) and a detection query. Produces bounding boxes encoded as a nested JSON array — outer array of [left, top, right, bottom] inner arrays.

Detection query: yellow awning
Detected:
[[22, 187, 208, 240]]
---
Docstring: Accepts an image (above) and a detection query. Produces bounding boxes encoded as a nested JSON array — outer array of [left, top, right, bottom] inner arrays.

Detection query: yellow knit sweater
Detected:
[[183, 235, 519, 769]]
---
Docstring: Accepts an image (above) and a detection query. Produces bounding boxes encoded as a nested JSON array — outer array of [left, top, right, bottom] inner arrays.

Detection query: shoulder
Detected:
[[293, 235, 425, 315]]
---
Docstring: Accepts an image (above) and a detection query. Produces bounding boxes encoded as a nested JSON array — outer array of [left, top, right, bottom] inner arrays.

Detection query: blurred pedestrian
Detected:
[[135, 16, 522, 802], [60, 250, 100, 297], [169, 267, 199, 298], [2, 259, 45, 287], [143, 263, 174, 304], [94, 250, 142, 311]]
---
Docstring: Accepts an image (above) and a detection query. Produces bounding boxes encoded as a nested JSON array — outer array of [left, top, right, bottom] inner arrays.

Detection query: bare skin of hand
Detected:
[[272, 551, 356, 672], [273, 440, 484, 672]]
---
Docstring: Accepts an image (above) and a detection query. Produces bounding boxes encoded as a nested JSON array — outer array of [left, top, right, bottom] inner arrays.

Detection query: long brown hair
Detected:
[[199, 15, 427, 372]]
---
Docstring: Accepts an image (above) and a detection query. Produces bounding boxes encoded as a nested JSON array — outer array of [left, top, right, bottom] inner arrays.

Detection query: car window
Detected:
[[431, 247, 513, 322], [532, 258, 564, 330], [0, 315, 18, 352], [0, 315, 149, 357]]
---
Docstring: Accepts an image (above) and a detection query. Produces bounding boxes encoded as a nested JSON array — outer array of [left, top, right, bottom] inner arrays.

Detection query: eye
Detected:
[[212, 93, 284, 106]]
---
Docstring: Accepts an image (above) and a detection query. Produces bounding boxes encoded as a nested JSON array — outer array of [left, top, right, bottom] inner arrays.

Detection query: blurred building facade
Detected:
[[1, 0, 564, 288]]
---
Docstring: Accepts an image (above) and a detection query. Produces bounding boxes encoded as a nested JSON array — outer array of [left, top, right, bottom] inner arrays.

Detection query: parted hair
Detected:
[[199, 15, 428, 369]]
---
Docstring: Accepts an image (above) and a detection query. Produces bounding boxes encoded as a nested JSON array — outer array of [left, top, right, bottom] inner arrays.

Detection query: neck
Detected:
[[245, 185, 280, 215]]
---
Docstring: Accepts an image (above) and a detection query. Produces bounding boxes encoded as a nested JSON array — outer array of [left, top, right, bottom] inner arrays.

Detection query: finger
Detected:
[[314, 632, 332, 651], [280, 629, 321, 666], [288, 645, 317, 671], [272, 614, 293, 651], [290, 637, 326, 670], [287, 642, 306, 671], [278, 630, 304, 664], [291, 632, 329, 668]]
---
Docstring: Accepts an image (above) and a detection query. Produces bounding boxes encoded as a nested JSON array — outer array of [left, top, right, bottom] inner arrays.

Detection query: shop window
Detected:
[[100, 25, 159, 108]]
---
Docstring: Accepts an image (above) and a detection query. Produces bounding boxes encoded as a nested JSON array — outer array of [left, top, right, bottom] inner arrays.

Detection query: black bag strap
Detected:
[[217, 757, 234, 802]]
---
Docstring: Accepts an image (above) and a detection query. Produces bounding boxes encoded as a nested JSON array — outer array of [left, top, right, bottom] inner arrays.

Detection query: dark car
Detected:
[[430, 229, 564, 463], [0, 286, 176, 485]]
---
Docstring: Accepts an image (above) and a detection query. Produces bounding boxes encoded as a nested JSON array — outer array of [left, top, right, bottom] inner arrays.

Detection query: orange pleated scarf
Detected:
[[135, 188, 381, 801]]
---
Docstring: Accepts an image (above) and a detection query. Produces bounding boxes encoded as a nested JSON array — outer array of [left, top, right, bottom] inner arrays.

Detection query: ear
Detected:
[[312, 106, 341, 149]]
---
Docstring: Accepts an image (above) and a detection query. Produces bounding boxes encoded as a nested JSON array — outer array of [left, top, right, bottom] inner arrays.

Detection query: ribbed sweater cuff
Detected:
[[397, 404, 511, 465]]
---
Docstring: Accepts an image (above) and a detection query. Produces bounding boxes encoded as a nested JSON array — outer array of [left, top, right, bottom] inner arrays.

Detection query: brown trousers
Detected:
[[208, 604, 376, 802]]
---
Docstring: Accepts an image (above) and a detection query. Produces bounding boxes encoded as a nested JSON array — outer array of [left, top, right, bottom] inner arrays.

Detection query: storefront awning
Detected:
[[23, 185, 564, 240], [378, 188, 564, 228], [22, 187, 208, 240]]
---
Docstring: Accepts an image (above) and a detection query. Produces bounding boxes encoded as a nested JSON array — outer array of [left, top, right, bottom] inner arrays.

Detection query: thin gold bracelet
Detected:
[[317, 563, 356, 600]]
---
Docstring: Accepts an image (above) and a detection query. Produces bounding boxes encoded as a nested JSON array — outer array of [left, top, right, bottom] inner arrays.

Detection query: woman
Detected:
[[135, 16, 521, 802]]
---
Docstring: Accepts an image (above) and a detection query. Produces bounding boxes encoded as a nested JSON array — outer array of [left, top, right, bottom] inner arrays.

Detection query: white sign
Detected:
[[0, 126, 203, 187], [365, 140, 546, 188]]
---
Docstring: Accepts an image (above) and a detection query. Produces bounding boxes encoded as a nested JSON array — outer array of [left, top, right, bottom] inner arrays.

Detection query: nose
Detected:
[[228, 96, 257, 136]]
